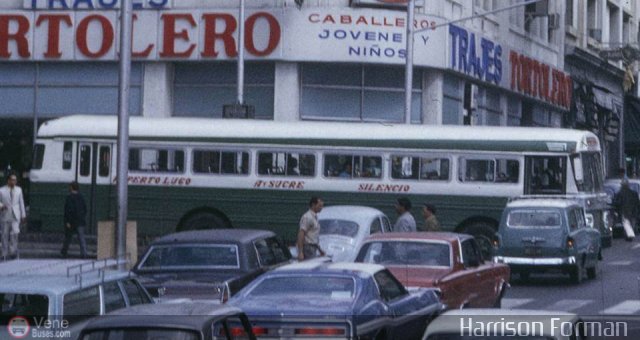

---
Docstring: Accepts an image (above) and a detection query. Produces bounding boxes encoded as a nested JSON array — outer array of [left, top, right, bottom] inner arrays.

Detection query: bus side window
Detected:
[[221, 151, 249, 175], [193, 150, 221, 174], [62, 142, 72, 170], [98, 146, 110, 177], [419, 158, 450, 181], [79, 145, 91, 177], [462, 158, 495, 182]]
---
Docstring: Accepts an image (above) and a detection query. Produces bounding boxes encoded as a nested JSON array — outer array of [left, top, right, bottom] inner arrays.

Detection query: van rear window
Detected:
[[507, 210, 562, 228]]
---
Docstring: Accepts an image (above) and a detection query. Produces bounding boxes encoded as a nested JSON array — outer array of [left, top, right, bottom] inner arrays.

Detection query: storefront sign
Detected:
[[25, 0, 171, 10], [509, 51, 572, 110], [448, 24, 502, 85], [0, 10, 281, 60]]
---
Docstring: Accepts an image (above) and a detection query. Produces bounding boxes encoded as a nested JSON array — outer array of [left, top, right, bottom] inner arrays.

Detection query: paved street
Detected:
[[502, 237, 640, 338]]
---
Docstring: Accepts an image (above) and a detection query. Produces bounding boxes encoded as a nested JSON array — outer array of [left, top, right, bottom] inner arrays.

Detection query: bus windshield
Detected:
[[578, 152, 604, 193]]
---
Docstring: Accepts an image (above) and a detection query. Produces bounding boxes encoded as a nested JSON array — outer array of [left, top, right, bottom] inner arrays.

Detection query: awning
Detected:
[[624, 96, 640, 152], [593, 87, 614, 111]]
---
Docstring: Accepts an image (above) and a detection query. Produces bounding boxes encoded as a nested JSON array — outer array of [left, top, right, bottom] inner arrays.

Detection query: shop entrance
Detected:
[[0, 119, 34, 203]]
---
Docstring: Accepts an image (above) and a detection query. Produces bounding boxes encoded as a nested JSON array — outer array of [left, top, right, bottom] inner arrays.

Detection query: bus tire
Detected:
[[180, 211, 230, 231], [465, 223, 496, 260]]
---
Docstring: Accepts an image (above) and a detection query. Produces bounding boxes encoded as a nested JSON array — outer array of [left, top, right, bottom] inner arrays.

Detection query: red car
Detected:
[[354, 232, 510, 309]]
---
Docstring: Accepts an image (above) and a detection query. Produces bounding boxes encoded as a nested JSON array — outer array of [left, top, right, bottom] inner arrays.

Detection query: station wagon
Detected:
[[493, 198, 601, 283]]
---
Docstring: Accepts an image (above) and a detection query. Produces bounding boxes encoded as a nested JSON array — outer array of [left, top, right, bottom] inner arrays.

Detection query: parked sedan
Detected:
[[355, 232, 510, 309], [229, 261, 443, 340], [318, 205, 392, 262], [423, 309, 582, 340], [132, 229, 292, 302], [78, 302, 256, 340], [493, 198, 601, 284]]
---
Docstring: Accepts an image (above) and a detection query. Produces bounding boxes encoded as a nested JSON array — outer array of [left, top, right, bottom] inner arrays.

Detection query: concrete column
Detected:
[[274, 61, 300, 122], [142, 62, 173, 118], [422, 71, 443, 125]]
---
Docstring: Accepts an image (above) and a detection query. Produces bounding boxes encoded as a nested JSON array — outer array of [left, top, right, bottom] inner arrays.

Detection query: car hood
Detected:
[[232, 296, 355, 317], [385, 266, 452, 288]]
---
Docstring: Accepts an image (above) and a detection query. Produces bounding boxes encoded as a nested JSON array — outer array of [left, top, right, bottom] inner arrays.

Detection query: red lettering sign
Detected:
[[160, 13, 197, 58], [76, 15, 114, 58], [36, 14, 72, 58], [0, 15, 31, 58], [201, 13, 237, 58], [244, 12, 280, 57], [510, 50, 572, 110]]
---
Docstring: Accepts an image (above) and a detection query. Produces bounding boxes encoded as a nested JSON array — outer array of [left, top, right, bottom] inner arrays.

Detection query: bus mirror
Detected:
[[573, 157, 584, 182]]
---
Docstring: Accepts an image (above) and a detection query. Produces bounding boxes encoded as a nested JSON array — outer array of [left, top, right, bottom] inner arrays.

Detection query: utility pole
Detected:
[[237, 0, 246, 105], [116, 0, 133, 270]]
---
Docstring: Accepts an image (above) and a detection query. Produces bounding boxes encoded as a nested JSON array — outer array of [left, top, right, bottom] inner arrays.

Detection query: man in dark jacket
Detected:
[[61, 181, 88, 258], [614, 179, 640, 241]]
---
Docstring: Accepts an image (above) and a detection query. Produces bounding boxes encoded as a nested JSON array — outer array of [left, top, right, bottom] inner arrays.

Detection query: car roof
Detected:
[[506, 199, 581, 209], [318, 206, 385, 220], [82, 302, 243, 331], [0, 259, 132, 296], [151, 229, 276, 245], [425, 308, 579, 337], [364, 232, 471, 243], [275, 260, 384, 277]]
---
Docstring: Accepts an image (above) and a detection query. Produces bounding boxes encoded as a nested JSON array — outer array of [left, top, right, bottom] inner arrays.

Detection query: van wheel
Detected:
[[180, 212, 229, 231], [587, 260, 598, 279], [466, 223, 496, 260], [570, 260, 583, 284]]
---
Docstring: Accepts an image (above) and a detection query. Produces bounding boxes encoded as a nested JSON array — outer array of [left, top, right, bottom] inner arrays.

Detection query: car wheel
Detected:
[[180, 211, 230, 231], [374, 330, 387, 340], [465, 222, 497, 260], [570, 259, 583, 284], [587, 259, 598, 279]]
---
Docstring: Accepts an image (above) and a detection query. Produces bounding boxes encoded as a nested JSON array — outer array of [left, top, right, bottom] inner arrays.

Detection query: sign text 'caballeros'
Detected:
[[0, 10, 280, 60]]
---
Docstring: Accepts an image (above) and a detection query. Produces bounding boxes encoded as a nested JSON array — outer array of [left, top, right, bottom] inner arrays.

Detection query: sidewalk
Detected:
[[17, 231, 148, 260]]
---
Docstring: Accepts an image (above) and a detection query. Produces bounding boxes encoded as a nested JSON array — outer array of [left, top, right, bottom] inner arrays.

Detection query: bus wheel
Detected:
[[180, 212, 230, 231], [466, 223, 496, 260]]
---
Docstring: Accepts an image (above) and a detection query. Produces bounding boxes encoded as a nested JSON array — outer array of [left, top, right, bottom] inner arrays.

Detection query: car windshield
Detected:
[[138, 244, 239, 269], [319, 219, 359, 238], [507, 210, 562, 228], [356, 241, 451, 267], [246, 276, 356, 301], [81, 329, 199, 340]]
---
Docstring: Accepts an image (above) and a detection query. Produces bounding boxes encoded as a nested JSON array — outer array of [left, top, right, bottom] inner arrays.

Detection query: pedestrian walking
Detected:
[[296, 196, 325, 260], [420, 203, 441, 232], [393, 197, 416, 232], [61, 181, 88, 258], [0, 173, 26, 260], [613, 179, 640, 241]]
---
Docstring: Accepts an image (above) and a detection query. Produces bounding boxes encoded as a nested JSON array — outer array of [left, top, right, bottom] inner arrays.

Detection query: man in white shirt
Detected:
[[0, 174, 26, 260], [393, 197, 416, 232]]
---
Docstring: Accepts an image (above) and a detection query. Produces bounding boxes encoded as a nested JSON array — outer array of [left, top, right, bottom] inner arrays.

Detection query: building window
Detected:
[[0, 63, 143, 118], [443, 76, 462, 125], [300, 63, 422, 123], [474, 0, 497, 12], [173, 62, 275, 119], [587, 0, 601, 41], [566, 0, 577, 28]]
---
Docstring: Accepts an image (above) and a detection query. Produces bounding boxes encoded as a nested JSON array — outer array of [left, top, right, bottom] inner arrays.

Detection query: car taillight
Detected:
[[295, 327, 345, 336], [229, 327, 246, 336], [252, 326, 268, 336], [567, 237, 574, 249]]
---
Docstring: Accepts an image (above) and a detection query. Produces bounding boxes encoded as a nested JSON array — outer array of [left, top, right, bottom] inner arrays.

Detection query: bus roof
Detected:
[[37, 115, 600, 153]]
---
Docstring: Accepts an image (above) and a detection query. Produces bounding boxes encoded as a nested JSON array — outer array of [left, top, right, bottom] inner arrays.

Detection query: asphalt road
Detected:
[[502, 237, 640, 339]]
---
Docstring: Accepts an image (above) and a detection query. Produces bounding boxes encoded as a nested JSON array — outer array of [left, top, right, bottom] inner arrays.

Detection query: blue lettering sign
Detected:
[[29, 0, 168, 9], [449, 24, 502, 85]]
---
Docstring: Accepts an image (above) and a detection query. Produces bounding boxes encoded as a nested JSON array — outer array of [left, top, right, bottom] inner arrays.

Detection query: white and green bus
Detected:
[[29, 115, 611, 253]]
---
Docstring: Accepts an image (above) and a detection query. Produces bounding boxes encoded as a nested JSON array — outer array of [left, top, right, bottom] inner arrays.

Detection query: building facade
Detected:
[[0, 0, 633, 185]]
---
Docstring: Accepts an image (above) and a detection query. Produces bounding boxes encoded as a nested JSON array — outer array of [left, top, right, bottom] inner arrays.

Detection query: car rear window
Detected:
[[356, 241, 451, 267], [319, 219, 359, 238], [81, 329, 199, 340], [246, 276, 355, 301], [138, 244, 240, 269], [0, 293, 49, 321], [507, 210, 562, 228]]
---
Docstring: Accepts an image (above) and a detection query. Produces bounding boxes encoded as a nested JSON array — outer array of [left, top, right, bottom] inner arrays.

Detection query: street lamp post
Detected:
[[116, 0, 133, 270], [403, 0, 415, 124]]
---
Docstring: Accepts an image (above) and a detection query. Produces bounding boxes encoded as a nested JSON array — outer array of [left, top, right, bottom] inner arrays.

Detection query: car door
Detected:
[[573, 208, 600, 264], [460, 239, 492, 307], [374, 269, 425, 339]]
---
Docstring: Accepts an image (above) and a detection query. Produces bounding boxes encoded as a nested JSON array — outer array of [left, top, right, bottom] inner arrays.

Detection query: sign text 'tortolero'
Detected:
[[448, 24, 502, 85], [0, 11, 281, 60], [509, 51, 572, 110]]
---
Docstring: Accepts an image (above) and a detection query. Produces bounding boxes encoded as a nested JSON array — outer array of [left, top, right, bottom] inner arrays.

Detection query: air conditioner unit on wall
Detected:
[[589, 28, 602, 41]]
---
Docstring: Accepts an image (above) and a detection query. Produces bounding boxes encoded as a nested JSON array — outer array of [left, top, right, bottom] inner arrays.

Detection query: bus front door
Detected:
[[76, 142, 114, 234]]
